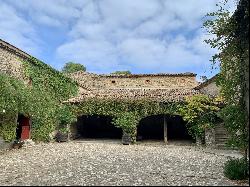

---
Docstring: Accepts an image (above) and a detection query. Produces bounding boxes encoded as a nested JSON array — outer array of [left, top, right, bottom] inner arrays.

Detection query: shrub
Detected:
[[224, 158, 249, 180]]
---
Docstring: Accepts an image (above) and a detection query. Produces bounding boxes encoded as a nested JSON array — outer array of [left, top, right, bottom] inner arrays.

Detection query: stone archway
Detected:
[[72, 115, 122, 140], [137, 114, 193, 143]]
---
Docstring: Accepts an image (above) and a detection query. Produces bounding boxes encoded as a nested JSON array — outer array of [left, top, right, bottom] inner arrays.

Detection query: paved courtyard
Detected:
[[0, 140, 247, 186]]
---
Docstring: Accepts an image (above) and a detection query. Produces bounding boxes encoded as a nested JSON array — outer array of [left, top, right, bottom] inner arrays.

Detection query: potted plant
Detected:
[[122, 131, 132, 145], [56, 125, 70, 142]]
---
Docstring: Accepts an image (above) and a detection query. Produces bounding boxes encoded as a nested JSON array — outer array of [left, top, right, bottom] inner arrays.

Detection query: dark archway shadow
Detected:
[[167, 115, 194, 144], [75, 115, 122, 139], [137, 114, 194, 144], [137, 115, 164, 141]]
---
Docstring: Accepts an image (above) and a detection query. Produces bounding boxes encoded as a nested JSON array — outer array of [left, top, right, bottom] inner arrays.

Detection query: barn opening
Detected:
[[137, 115, 193, 143], [75, 115, 122, 139], [167, 115, 193, 142], [16, 114, 31, 140], [137, 115, 164, 141]]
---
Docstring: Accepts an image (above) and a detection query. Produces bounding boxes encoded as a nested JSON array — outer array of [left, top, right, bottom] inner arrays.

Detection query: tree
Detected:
[[204, 0, 249, 158], [62, 62, 86, 73], [111, 71, 131, 75]]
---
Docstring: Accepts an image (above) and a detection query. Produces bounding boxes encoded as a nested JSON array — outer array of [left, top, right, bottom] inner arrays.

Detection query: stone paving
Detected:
[[0, 140, 248, 186]]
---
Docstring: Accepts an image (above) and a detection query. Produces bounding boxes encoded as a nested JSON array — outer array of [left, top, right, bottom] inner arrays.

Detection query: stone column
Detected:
[[164, 116, 168, 143]]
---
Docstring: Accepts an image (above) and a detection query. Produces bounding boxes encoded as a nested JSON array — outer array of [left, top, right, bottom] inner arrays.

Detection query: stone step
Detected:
[[215, 130, 228, 133], [216, 136, 229, 139], [215, 134, 228, 137], [216, 138, 229, 140]]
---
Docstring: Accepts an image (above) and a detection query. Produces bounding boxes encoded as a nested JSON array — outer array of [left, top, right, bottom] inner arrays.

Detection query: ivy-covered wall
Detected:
[[0, 56, 78, 143]]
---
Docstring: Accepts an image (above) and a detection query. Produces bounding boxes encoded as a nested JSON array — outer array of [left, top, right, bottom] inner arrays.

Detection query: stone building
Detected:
[[0, 38, 225, 148], [66, 71, 200, 103], [0, 39, 33, 149]]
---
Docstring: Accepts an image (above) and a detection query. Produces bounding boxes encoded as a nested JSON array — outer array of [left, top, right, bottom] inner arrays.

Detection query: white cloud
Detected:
[[1, 0, 238, 78], [56, 0, 223, 74], [56, 39, 120, 73], [0, 3, 40, 55], [5, 0, 84, 27]]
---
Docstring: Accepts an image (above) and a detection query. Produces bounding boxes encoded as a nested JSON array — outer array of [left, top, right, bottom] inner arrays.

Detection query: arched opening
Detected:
[[137, 114, 194, 144], [167, 115, 193, 143], [137, 115, 164, 141], [74, 115, 122, 139], [16, 114, 31, 140]]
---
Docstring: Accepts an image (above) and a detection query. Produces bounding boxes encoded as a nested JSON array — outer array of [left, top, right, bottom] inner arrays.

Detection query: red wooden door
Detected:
[[20, 117, 30, 140]]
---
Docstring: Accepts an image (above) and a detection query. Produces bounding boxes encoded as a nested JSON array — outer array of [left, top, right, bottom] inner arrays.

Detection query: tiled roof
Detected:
[[68, 71, 196, 79], [0, 39, 31, 60]]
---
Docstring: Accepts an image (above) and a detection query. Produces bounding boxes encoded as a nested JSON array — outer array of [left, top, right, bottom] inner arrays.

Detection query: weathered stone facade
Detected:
[[69, 71, 198, 90], [0, 39, 30, 82], [195, 75, 220, 97], [66, 71, 200, 103]]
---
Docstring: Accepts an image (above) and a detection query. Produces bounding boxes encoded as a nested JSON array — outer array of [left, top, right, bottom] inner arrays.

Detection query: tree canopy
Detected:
[[62, 62, 86, 73], [111, 71, 131, 75], [204, 0, 249, 151]]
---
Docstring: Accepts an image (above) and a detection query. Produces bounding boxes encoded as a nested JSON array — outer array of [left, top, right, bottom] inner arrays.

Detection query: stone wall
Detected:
[[199, 81, 220, 97], [69, 72, 198, 90], [0, 47, 26, 81]]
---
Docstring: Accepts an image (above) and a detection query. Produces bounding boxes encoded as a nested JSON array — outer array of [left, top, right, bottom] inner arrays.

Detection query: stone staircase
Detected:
[[215, 124, 230, 148]]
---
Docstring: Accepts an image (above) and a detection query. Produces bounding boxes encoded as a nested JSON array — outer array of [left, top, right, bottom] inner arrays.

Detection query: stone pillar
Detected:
[[122, 132, 132, 145], [164, 116, 168, 143], [205, 127, 215, 147]]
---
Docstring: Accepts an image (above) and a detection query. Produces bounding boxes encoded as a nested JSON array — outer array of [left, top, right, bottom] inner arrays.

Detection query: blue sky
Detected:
[[0, 0, 237, 81]]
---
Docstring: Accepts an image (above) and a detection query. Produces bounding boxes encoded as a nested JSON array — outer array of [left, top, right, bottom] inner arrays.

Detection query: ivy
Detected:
[[72, 98, 181, 141], [203, 0, 249, 152], [0, 57, 78, 142]]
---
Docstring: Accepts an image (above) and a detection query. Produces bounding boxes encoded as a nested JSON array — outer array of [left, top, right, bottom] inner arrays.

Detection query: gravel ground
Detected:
[[0, 140, 248, 186]]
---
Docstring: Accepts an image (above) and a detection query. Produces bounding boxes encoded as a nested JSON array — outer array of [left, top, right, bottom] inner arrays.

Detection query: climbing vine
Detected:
[[203, 0, 249, 151], [71, 98, 181, 142], [0, 57, 78, 142]]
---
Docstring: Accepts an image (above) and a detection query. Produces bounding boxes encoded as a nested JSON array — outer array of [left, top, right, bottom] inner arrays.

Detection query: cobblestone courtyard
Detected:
[[0, 140, 247, 186]]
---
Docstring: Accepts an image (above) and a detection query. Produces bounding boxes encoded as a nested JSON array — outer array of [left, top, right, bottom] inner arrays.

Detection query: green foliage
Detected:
[[0, 57, 78, 142], [62, 62, 86, 73], [111, 71, 132, 75], [218, 105, 248, 149], [112, 112, 139, 134], [204, 0, 249, 151], [178, 95, 222, 138], [74, 98, 180, 140], [224, 158, 249, 180], [0, 115, 17, 142], [57, 105, 77, 133]]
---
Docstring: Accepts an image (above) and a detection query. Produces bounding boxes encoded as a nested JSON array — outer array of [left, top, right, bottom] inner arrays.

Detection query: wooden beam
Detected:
[[164, 115, 168, 143]]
